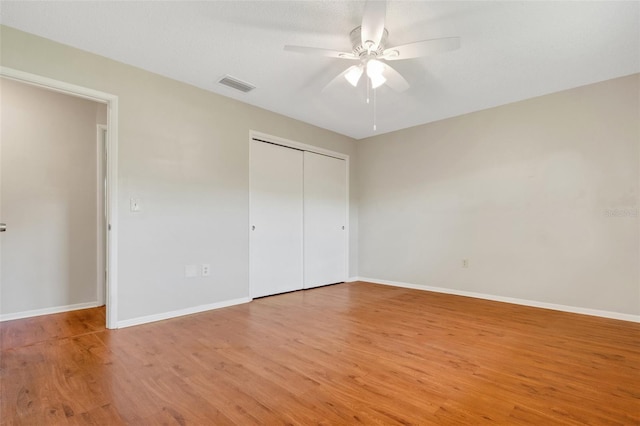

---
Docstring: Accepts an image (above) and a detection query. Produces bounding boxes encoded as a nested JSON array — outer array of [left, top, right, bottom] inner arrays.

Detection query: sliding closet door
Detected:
[[250, 140, 303, 298], [304, 152, 347, 289]]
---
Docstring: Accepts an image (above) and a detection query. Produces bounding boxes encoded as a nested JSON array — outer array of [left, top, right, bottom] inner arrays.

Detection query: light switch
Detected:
[[130, 198, 141, 212]]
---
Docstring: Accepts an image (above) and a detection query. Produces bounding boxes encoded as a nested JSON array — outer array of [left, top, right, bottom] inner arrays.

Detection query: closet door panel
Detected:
[[304, 152, 347, 289], [250, 141, 304, 298]]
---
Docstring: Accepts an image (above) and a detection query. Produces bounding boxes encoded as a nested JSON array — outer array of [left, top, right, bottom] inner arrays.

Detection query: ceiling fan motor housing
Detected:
[[350, 26, 388, 56]]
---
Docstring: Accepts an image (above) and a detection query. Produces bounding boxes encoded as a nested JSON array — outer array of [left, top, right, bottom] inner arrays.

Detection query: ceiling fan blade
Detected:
[[381, 37, 461, 61], [284, 45, 358, 59], [381, 63, 410, 92], [360, 0, 386, 51]]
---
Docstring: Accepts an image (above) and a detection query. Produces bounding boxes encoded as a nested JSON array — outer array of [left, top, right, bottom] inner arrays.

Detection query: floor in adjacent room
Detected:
[[1, 281, 638, 424]]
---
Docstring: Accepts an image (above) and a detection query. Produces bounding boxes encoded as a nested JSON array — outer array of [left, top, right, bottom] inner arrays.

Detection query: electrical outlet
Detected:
[[185, 264, 198, 278], [201, 264, 211, 277], [462, 259, 469, 268]]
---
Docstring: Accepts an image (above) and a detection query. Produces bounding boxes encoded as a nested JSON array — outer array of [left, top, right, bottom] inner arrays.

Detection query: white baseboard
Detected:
[[352, 277, 640, 323], [116, 297, 252, 329], [346, 276, 360, 282], [0, 301, 102, 322]]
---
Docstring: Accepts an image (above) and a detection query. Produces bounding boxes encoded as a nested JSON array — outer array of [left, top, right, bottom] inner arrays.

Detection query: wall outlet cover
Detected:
[[185, 264, 198, 278]]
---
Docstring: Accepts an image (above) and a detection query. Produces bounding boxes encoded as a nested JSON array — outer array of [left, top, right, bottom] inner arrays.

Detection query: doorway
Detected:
[[0, 67, 119, 328]]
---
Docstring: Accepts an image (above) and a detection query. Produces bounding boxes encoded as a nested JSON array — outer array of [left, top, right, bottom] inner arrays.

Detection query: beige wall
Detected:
[[358, 74, 640, 316], [0, 78, 106, 315], [0, 25, 358, 323], [3, 24, 636, 321]]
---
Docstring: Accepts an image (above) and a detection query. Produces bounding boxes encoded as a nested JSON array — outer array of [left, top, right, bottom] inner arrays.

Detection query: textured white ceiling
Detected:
[[1, 1, 638, 139]]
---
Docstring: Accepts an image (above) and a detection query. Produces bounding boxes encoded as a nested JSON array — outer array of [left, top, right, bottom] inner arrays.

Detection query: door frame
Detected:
[[0, 66, 120, 329], [97, 124, 107, 306], [248, 130, 350, 298]]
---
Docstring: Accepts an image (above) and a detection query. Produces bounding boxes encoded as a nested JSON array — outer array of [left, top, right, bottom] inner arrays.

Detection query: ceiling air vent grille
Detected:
[[218, 75, 255, 93]]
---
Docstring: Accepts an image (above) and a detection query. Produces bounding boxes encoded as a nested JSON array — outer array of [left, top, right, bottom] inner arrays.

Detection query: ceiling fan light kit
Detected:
[[284, 0, 461, 130], [345, 65, 364, 87], [368, 73, 386, 90], [366, 59, 386, 89]]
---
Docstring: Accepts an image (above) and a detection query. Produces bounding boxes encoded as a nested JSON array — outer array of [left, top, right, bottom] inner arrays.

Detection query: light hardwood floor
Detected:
[[1, 281, 639, 425]]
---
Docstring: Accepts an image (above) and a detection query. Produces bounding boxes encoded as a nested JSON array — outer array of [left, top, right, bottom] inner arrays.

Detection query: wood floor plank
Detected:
[[1, 308, 105, 352], [1, 282, 638, 424]]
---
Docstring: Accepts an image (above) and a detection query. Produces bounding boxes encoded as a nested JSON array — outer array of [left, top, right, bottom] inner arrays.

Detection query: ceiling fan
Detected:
[[284, 0, 461, 93]]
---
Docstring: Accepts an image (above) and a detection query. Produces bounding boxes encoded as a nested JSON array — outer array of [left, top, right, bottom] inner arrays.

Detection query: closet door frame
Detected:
[[248, 130, 349, 299]]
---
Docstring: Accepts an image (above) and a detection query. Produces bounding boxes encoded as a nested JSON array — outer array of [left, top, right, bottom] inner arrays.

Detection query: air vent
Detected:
[[218, 75, 256, 93]]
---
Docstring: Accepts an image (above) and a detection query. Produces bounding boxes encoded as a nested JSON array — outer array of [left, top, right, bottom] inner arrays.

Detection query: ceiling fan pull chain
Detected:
[[366, 76, 370, 104], [373, 87, 377, 131]]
